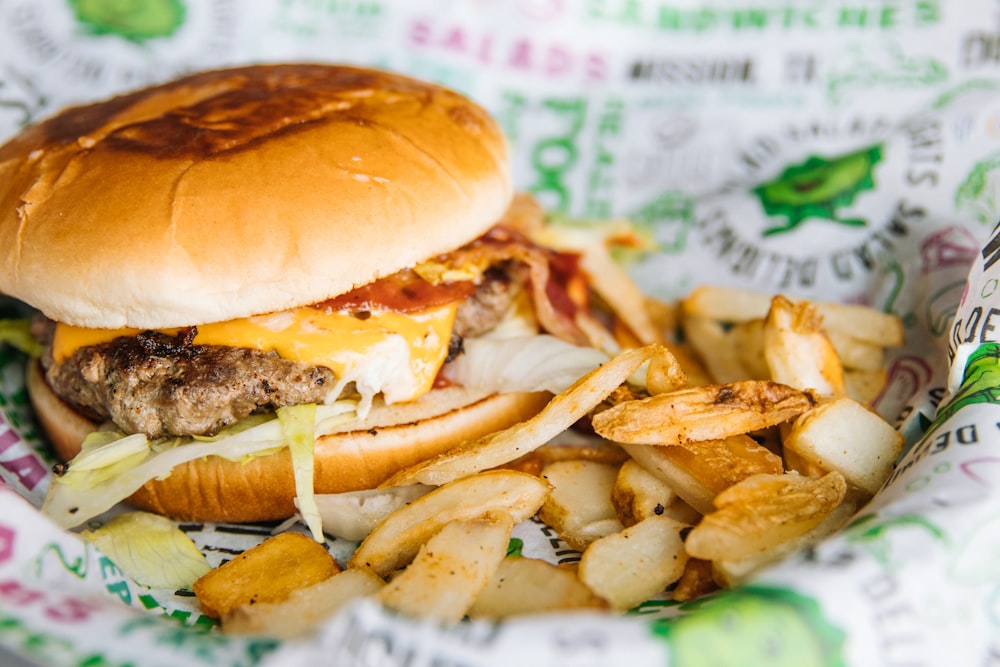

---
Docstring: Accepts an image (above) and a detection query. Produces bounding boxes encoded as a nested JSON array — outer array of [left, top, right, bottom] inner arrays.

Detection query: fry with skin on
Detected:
[[763, 295, 846, 398], [350, 470, 549, 577], [193, 532, 340, 619], [222, 567, 386, 638], [468, 557, 608, 619], [592, 380, 817, 446], [578, 514, 689, 611], [685, 472, 847, 562], [783, 396, 904, 496], [621, 435, 783, 515], [382, 345, 670, 487], [376, 512, 514, 624], [538, 460, 624, 551], [611, 458, 678, 528]]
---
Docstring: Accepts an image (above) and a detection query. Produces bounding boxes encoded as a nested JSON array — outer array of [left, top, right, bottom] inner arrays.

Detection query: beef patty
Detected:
[[38, 262, 528, 439]]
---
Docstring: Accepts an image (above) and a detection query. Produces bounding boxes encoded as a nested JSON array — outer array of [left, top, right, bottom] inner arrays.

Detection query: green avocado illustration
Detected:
[[68, 0, 186, 43], [753, 145, 882, 237], [652, 585, 846, 667]]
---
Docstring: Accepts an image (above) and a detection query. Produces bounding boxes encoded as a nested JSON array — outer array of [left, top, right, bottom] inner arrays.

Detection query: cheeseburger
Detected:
[[0, 64, 618, 531]]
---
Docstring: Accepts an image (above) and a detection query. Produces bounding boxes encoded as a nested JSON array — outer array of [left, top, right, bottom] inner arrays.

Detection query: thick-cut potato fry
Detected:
[[681, 285, 774, 322], [825, 329, 886, 371], [579, 242, 663, 346], [468, 557, 608, 618], [538, 460, 624, 551], [684, 472, 847, 562], [376, 513, 513, 624], [578, 514, 689, 611], [712, 499, 857, 587], [728, 319, 770, 380], [764, 295, 846, 397], [350, 470, 549, 577], [813, 301, 905, 347], [844, 368, 888, 406], [681, 316, 752, 383], [621, 436, 783, 515], [382, 345, 666, 487], [592, 380, 816, 446], [501, 440, 628, 477], [682, 285, 904, 349], [611, 458, 678, 527], [222, 567, 385, 638], [783, 397, 904, 496], [193, 532, 340, 619], [671, 558, 719, 602], [645, 344, 688, 395]]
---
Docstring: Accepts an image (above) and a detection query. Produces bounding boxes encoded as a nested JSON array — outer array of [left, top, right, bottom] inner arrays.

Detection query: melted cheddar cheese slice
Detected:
[[52, 303, 459, 408]]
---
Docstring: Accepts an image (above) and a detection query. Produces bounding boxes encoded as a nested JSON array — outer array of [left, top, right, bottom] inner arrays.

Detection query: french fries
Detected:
[[468, 557, 608, 618], [578, 514, 689, 611], [193, 532, 340, 619], [349, 469, 549, 577], [376, 513, 514, 624], [684, 472, 847, 561], [223, 567, 385, 638], [185, 283, 905, 635], [591, 380, 817, 446], [783, 396, 904, 496], [610, 458, 677, 527], [537, 460, 623, 551]]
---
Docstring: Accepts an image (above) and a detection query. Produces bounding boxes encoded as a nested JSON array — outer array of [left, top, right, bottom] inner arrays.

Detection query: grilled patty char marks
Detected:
[[38, 262, 528, 439]]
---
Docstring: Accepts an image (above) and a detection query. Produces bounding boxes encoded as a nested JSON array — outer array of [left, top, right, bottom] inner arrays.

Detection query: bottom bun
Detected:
[[27, 360, 551, 523]]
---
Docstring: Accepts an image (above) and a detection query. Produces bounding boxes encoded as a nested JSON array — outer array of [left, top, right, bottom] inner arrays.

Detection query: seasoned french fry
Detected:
[[592, 380, 816, 446], [468, 557, 608, 618], [783, 397, 904, 496], [376, 513, 513, 624], [813, 301, 905, 347], [501, 440, 629, 477], [681, 316, 751, 383], [579, 242, 663, 346], [645, 343, 688, 395], [611, 458, 678, 527], [222, 567, 385, 638], [578, 514, 689, 611], [382, 345, 667, 487], [844, 367, 889, 406], [728, 319, 770, 380], [193, 532, 340, 619], [825, 329, 886, 371], [681, 285, 773, 322], [538, 460, 624, 551], [712, 498, 857, 587], [350, 470, 549, 577], [684, 472, 847, 562], [621, 435, 783, 515], [763, 295, 846, 397], [671, 558, 719, 602]]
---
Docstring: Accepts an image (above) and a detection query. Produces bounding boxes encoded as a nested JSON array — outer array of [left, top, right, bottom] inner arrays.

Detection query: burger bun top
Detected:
[[0, 64, 511, 329]]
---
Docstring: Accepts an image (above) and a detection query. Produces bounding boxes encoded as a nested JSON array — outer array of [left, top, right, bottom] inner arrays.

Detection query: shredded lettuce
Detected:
[[42, 401, 358, 530], [0, 319, 44, 358], [443, 334, 610, 395], [278, 404, 323, 543], [82, 511, 212, 589]]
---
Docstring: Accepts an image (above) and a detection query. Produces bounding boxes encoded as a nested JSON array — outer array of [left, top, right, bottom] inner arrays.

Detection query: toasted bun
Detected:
[[28, 360, 550, 523], [0, 64, 511, 328]]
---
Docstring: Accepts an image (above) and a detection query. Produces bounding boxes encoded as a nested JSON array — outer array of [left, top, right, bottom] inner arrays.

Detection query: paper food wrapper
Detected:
[[2, 1, 1000, 664]]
